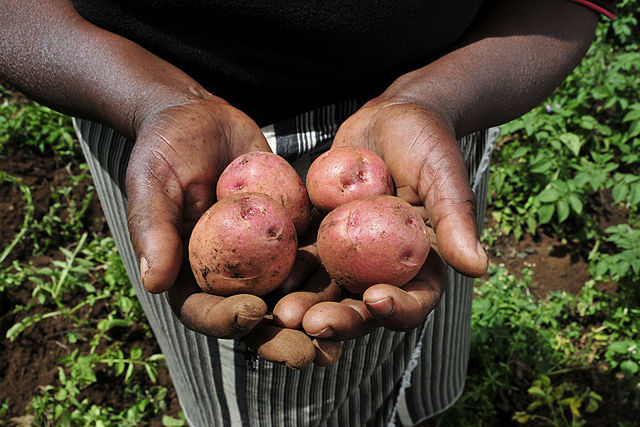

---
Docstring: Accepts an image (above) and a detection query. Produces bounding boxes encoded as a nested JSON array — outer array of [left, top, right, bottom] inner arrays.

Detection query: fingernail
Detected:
[[366, 297, 395, 318], [309, 326, 334, 339], [235, 314, 261, 332], [140, 257, 148, 285]]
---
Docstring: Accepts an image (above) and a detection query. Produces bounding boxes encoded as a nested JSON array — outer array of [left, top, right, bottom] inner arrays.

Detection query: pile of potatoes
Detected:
[[188, 147, 430, 297]]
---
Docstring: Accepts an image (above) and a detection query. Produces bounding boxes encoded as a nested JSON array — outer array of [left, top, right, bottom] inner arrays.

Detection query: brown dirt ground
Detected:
[[0, 144, 182, 425]]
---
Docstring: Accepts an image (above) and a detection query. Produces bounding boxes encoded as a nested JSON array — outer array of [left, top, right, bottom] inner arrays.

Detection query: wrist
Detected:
[[129, 82, 218, 140], [368, 86, 459, 139]]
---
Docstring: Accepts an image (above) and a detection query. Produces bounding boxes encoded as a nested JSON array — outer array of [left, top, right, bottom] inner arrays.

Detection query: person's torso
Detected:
[[70, 0, 484, 125]]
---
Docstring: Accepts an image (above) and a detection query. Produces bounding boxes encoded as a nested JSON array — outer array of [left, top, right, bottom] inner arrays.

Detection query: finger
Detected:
[[167, 264, 267, 338], [272, 269, 344, 329], [277, 210, 324, 294], [126, 144, 186, 294], [126, 103, 272, 294], [313, 339, 343, 367], [380, 106, 488, 277], [277, 241, 321, 294], [245, 325, 316, 370], [302, 300, 379, 340], [363, 252, 446, 331]]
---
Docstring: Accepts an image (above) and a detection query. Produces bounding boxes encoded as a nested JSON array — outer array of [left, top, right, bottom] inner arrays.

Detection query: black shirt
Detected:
[[71, 1, 484, 125]]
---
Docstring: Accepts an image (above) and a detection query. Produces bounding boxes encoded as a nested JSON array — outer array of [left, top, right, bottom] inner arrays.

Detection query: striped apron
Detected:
[[73, 100, 496, 426]]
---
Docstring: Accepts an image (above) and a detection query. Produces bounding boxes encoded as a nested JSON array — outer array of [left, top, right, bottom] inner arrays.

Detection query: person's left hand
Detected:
[[273, 96, 487, 340]]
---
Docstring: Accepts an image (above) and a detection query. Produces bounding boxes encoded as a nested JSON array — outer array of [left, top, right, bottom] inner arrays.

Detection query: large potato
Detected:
[[189, 192, 297, 296], [305, 146, 394, 213], [317, 195, 429, 294], [216, 151, 311, 235]]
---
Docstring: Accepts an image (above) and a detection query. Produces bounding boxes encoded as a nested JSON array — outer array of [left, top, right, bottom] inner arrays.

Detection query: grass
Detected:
[[1, 2, 640, 425]]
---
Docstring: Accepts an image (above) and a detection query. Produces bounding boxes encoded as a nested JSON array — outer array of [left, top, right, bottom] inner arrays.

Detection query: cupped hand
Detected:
[[273, 96, 487, 340], [125, 94, 338, 368], [274, 251, 446, 341]]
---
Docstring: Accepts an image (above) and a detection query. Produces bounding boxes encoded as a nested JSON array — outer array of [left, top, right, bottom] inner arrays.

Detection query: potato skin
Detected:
[[306, 146, 394, 213], [189, 193, 297, 296], [317, 195, 429, 294], [216, 151, 311, 235]]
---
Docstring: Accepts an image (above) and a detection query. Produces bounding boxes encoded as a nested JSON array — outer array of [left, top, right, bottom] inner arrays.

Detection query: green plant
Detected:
[[605, 340, 640, 380], [591, 224, 640, 305], [30, 366, 170, 427], [490, 28, 640, 242], [0, 85, 77, 158], [441, 263, 640, 425], [513, 374, 602, 426], [0, 398, 9, 417], [0, 171, 33, 264]]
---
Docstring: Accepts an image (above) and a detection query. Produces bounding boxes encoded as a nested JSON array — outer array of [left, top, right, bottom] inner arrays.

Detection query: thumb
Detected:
[[125, 141, 188, 294], [340, 103, 488, 277], [413, 119, 488, 277]]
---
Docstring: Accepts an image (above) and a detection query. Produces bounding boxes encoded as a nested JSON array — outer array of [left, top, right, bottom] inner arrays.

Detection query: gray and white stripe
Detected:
[[73, 101, 494, 426]]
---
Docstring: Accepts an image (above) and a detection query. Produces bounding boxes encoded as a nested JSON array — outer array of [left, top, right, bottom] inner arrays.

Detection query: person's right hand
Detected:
[[125, 93, 340, 369]]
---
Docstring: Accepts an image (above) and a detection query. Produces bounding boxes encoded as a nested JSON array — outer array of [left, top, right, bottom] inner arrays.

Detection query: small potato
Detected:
[[306, 146, 394, 213], [317, 195, 429, 294], [189, 193, 297, 296], [216, 151, 311, 235]]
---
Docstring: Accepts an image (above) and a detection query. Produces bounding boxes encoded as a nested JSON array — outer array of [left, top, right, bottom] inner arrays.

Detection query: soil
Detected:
[[0, 144, 182, 425]]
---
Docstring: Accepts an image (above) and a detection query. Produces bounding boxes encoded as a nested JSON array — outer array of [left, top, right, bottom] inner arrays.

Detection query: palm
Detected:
[[274, 98, 486, 340], [124, 97, 332, 368]]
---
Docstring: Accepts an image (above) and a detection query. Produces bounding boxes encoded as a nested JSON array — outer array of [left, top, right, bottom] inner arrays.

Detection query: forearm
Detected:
[[0, 0, 210, 140], [381, 0, 600, 138]]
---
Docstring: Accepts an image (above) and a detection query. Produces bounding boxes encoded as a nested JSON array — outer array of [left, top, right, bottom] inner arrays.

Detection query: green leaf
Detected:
[[130, 346, 142, 360], [622, 105, 640, 122], [527, 400, 544, 411], [560, 133, 583, 156], [568, 397, 582, 417], [595, 260, 610, 278], [608, 341, 633, 354], [5, 322, 26, 341], [528, 386, 546, 397], [629, 120, 640, 138], [580, 115, 598, 130], [513, 146, 529, 158], [145, 364, 158, 383], [530, 161, 552, 174], [125, 362, 135, 383], [557, 200, 570, 223], [162, 415, 186, 427], [591, 86, 610, 100], [585, 393, 601, 413], [66, 333, 78, 344], [538, 204, 555, 225], [630, 183, 640, 205], [620, 360, 639, 378], [537, 188, 561, 203], [147, 354, 165, 362], [115, 361, 125, 376], [612, 183, 629, 204], [54, 388, 68, 401], [568, 194, 583, 215]]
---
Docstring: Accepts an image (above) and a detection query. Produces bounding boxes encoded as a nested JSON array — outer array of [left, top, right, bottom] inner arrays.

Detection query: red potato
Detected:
[[305, 146, 395, 213], [317, 195, 429, 294], [216, 151, 311, 235], [189, 192, 298, 296]]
